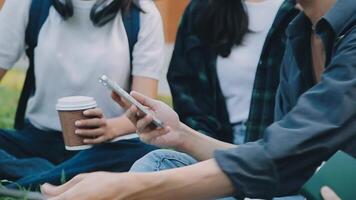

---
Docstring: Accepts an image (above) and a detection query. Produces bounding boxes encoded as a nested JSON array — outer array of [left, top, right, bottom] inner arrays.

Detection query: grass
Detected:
[[0, 69, 25, 129], [0, 180, 30, 200]]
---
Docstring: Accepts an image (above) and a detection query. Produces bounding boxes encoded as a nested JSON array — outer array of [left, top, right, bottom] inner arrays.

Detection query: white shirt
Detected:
[[0, 0, 164, 131], [217, 0, 283, 124]]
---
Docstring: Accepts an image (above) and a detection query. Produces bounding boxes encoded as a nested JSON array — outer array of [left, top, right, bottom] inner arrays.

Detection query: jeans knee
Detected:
[[130, 149, 197, 172]]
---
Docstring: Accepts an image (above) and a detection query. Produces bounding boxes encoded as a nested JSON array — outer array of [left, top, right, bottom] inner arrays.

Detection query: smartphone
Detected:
[[98, 75, 165, 128], [0, 188, 45, 200]]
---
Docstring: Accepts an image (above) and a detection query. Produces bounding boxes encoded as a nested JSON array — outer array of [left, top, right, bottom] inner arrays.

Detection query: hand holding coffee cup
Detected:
[[74, 108, 117, 144], [56, 96, 98, 151]]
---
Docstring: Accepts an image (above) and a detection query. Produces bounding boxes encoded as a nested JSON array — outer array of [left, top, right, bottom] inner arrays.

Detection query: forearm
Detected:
[[108, 115, 137, 136], [126, 159, 235, 200], [0, 68, 7, 82], [131, 76, 158, 99], [177, 123, 236, 161]]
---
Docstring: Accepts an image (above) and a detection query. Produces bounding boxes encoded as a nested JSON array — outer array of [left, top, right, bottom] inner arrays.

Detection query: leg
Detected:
[[130, 150, 237, 200], [0, 123, 73, 181], [11, 138, 157, 189], [130, 149, 198, 172], [0, 149, 54, 181], [232, 123, 247, 145], [0, 123, 72, 163]]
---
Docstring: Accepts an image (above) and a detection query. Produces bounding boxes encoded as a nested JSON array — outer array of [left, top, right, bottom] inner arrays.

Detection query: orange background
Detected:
[[0, 0, 189, 42], [155, 0, 190, 42]]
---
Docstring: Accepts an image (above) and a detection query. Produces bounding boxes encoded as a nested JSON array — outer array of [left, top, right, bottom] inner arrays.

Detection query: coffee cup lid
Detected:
[[56, 96, 97, 111]]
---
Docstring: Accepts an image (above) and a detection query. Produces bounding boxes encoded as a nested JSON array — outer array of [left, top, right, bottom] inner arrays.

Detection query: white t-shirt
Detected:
[[0, 0, 164, 131], [216, 0, 283, 125]]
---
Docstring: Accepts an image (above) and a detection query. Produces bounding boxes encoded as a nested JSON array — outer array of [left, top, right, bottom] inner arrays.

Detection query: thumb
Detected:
[[321, 186, 341, 200], [111, 92, 127, 108], [41, 174, 87, 197], [130, 91, 158, 109]]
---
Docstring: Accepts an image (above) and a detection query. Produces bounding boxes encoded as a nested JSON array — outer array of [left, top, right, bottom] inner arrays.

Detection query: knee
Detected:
[[129, 149, 197, 172], [129, 149, 174, 172]]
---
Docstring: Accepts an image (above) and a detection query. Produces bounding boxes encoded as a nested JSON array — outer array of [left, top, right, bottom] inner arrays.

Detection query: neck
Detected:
[[298, 0, 337, 25]]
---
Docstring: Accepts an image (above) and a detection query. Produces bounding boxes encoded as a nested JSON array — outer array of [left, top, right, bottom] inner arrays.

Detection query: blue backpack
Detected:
[[15, 0, 140, 129]]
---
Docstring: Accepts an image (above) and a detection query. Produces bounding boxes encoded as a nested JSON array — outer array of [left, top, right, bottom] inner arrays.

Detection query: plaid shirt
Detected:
[[167, 0, 299, 143]]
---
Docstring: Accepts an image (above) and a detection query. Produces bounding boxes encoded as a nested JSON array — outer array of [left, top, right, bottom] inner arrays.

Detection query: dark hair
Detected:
[[123, 0, 145, 13], [121, 0, 134, 11], [195, 0, 249, 57]]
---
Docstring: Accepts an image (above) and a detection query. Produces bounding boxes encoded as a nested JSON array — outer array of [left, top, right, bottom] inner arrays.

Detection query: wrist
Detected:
[[174, 123, 198, 153], [107, 117, 137, 137], [120, 173, 166, 200], [107, 119, 120, 138]]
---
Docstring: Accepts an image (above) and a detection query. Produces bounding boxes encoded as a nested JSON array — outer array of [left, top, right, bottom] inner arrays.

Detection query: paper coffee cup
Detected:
[[56, 96, 97, 151]]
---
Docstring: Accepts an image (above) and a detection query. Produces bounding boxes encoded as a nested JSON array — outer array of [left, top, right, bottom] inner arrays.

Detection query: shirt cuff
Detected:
[[214, 141, 279, 199]]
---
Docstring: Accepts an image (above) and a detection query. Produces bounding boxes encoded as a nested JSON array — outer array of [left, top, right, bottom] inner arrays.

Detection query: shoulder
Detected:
[[185, 0, 206, 17], [1, 0, 31, 14], [0, 0, 31, 27], [275, 0, 300, 25], [334, 26, 356, 58], [177, 0, 205, 32], [138, 0, 161, 20]]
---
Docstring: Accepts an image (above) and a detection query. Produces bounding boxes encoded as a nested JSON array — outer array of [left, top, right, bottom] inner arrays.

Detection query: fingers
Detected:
[[83, 136, 108, 144], [83, 108, 103, 118], [111, 92, 121, 103], [111, 92, 130, 108], [139, 127, 170, 144], [75, 118, 106, 129], [75, 128, 105, 137], [321, 186, 341, 200], [48, 194, 69, 200], [126, 105, 139, 125], [127, 105, 164, 134], [137, 115, 154, 133], [47, 189, 78, 200], [130, 91, 158, 109], [41, 174, 87, 197]]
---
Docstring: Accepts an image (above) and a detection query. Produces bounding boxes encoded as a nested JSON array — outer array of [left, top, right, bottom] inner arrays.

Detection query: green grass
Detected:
[[0, 180, 30, 200], [0, 69, 25, 129]]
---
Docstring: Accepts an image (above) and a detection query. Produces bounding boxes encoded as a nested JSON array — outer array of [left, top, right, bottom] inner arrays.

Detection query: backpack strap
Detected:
[[15, 0, 52, 129], [122, 5, 140, 83], [15, 1, 140, 129]]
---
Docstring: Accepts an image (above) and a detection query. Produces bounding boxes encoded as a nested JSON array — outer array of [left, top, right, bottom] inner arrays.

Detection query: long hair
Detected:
[[121, 0, 137, 12], [195, 0, 249, 57]]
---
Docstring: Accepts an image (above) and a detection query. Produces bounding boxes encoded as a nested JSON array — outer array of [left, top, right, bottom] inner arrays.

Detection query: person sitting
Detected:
[[42, 0, 355, 199], [132, 1, 300, 199], [0, 0, 163, 188]]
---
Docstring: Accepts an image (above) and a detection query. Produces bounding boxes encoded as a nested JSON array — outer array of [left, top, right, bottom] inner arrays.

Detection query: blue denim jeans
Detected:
[[130, 150, 304, 200], [232, 123, 247, 145], [0, 122, 156, 189]]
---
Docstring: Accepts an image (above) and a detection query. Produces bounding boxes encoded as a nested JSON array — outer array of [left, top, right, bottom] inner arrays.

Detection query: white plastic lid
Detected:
[[56, 96, 97, 111]]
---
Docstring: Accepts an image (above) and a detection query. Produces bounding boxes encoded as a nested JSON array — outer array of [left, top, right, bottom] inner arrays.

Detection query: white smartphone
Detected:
[[98, 75, 165, 128]]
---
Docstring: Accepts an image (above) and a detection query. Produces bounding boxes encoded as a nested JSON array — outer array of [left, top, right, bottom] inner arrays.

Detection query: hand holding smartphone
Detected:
[[98, 75, 165, 128]]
